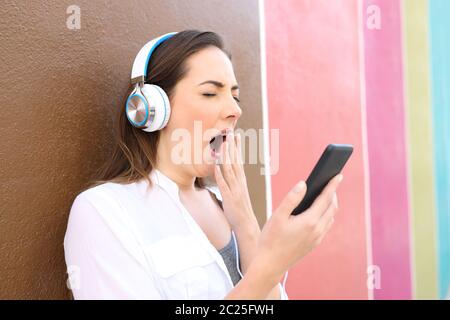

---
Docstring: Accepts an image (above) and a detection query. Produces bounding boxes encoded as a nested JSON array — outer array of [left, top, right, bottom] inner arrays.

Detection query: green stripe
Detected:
[[403, 0, 438, 299]]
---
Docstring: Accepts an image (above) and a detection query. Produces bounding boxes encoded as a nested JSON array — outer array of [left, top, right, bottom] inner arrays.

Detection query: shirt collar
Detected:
[[149, 168, 180, 197], [149, 168, 220, 201]]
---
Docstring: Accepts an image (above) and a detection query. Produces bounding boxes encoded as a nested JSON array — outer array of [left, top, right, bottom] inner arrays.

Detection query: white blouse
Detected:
[[63, 169, 288, 299]]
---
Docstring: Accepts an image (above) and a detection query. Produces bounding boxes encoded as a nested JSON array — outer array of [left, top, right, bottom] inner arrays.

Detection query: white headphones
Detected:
[[125, 32, 178, 132]]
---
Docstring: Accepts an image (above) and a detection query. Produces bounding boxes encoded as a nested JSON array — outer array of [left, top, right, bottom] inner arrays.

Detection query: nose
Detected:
[[225, 98, 242, 121]]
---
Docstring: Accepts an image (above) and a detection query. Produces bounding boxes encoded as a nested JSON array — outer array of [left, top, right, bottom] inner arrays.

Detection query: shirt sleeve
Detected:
[[63, 191, 162, 299]]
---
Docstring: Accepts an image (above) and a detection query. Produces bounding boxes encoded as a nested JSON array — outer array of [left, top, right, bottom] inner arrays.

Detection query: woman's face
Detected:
[[160, 45, 242, 178]]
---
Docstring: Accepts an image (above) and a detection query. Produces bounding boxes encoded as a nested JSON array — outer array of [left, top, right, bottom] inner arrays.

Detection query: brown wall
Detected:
[[0, 0, 265, 299]]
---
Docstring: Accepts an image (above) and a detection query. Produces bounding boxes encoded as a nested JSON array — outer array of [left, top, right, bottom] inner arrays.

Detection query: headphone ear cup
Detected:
[[125, 90, 149, 128], [140, 84, 171, 132]]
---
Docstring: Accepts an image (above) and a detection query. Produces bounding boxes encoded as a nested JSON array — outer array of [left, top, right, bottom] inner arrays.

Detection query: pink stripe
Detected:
[[362, 0, 412, 299]]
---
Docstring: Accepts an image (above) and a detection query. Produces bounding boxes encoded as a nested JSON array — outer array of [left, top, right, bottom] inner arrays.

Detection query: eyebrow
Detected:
[[198, 80, 239, 90]]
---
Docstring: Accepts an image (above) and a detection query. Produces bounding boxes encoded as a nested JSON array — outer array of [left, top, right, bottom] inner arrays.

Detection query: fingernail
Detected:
[[294, 181, 306, 193], [338, 174, 343, 183]]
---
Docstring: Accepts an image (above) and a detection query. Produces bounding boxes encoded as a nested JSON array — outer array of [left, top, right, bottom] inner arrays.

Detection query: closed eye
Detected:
[[202, 93, 240, 103]]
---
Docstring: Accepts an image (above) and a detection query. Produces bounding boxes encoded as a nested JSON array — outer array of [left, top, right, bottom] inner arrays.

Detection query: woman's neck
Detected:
[[155, 137, 197, 192], [156, 163, 197, 192]]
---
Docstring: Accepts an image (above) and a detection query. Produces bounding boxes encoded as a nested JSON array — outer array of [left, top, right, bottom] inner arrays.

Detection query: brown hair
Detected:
[[82, 30, 231, 192]]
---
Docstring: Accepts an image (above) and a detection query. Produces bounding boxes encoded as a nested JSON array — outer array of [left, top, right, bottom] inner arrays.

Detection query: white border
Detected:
[[258, 0, 273, 220], [357, 0, 375, 301]]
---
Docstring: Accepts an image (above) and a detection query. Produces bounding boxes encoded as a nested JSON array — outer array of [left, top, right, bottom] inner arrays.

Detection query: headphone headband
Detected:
[[130, 32, 178, 84]]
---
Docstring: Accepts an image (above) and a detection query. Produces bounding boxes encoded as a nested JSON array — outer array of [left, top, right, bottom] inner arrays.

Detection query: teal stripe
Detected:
[[429, 0, 450, 300]]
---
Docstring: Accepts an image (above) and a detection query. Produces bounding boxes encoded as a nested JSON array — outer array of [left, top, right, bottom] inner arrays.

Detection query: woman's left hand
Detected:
[[214, 131, 260, 234]]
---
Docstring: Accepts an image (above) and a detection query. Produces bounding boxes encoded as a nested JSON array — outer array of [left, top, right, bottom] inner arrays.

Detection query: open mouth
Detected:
[[209, 133, 227, 156]]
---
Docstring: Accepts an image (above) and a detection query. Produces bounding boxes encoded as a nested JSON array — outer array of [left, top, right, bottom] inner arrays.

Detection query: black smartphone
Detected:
[[291, 144, 353, 215]]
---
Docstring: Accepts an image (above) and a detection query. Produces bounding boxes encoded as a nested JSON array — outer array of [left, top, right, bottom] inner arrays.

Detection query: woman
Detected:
[[63, 30, 342, 299]]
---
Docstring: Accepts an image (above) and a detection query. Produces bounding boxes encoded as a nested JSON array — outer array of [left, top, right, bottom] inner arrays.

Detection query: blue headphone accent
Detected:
[[143, 33, 177, 80]]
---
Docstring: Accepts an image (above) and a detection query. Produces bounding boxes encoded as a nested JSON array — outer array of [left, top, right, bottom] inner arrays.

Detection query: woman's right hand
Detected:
[[252, 174, 343, 283]]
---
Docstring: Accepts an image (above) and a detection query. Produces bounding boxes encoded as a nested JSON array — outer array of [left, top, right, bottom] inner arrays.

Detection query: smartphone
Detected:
[[291, 144, 353, 215]]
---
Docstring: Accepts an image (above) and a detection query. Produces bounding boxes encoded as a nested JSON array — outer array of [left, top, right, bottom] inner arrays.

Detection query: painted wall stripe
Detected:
[[258, 0, 273, 221], [403, 0, 438, 299], [357, 0, 374, 301], [400, 0, 416, 300], [428, 0, 450, 300], [265, 0, 369, 299], [362, 0, 412, 299]]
